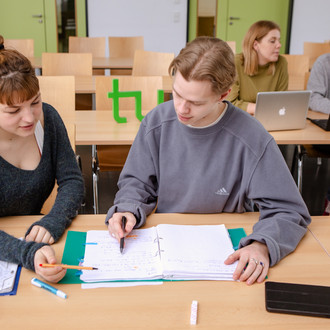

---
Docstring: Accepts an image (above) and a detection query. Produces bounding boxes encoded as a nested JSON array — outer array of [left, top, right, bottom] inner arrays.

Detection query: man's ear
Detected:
[[218, 89, 231, 101]]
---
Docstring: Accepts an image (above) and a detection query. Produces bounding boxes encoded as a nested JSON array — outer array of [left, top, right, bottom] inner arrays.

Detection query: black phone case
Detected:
[[265, 281, 330, 318]]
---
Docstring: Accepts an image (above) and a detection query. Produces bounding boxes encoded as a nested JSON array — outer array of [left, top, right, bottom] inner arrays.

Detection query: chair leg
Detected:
[[291, 145, 298, 176], [296, 145, 305, 194], [92, 172, 99, 214], [297, 155, 303, 194], [92, 145, 99, 214], [292, 145, 305, 193]]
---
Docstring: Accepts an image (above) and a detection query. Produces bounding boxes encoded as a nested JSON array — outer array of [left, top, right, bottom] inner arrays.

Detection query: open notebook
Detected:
[[80, 224, 238, 282]]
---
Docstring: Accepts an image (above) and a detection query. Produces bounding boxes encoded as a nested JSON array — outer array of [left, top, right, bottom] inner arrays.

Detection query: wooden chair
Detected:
[[282, 54, 309, 90], [41, 124, 76, 214], [303, 42, 330, 70], [226, 41, 236, 54], [291, 70, 330, 193], [304, 71, 311, 90], [132, 50, 175, 76], [108, 36, 144, 75], [4, 38, 34, 57], [42, 52, 92, 76], [37, 76, 75, 127], [93, 75, 164, 213], [42, 52, 92, 110], [69, 36, 106, 75], [38, 76, 82, 213]]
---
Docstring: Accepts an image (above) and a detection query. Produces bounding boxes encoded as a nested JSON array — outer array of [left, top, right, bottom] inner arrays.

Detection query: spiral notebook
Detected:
[[80, 224, 238, 282]]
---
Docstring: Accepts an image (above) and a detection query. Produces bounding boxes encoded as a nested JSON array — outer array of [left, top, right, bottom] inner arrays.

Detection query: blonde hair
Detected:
[[169, 36, 236, 95], [241, 20, 281, 76], [0, 35, 39, 105]]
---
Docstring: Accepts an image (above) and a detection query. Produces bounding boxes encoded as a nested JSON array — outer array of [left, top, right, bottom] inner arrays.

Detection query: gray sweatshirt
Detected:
[[307, 53, 330, 114], [106, 100, 311, 266], [0, 103, 85, 270]]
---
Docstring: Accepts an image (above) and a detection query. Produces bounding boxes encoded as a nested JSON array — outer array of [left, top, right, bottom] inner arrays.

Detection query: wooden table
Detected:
[[74, 110, 140, 145], [30, 56, 133, 71], [270, 110, 330, 144], [0, 213, 329, 329], [72, 110, 330, 146], [306, 216, 330, 257]]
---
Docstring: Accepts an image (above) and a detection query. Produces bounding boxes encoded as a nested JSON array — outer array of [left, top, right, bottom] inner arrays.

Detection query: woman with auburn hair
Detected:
[[227, 20, 288, 115], [0, 35, 84, 283]]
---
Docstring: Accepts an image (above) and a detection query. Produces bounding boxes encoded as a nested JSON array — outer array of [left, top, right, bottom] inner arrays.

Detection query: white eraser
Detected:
[[190, 300, 198, 325]]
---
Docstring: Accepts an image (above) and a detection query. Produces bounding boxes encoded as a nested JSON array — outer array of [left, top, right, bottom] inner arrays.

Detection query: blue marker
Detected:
[[31, 278, 67, 299]]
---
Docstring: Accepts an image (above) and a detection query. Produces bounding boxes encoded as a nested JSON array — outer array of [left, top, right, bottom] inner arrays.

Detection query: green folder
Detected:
[[60, 228, 247, 284], [60, 231, 87, 284]]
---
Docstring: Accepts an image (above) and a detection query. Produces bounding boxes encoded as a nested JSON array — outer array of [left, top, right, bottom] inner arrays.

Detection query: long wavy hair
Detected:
[[241, 20, 281, 76]]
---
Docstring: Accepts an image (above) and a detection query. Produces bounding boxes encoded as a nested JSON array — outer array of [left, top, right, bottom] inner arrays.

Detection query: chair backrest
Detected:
[[132, 50, 175, 76], [95, 75, 163, 115], [41, 123, 76, 214], [303, 42, 330, 70], [42, 52, 93, 76], [226, 41, 236, 54], [4, 39, 34, 57], [108, 36, 144, 58], [282, 54, 310, 90], [304, 71, 311, 90], [69, 36, 106, 75], [37, 76, 75, 126], [68, 36, 106, 57]]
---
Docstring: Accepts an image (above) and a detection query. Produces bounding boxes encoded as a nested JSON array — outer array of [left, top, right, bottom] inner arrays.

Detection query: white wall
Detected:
[[87, 0, 187, 56], [290, 0, 330, 54]]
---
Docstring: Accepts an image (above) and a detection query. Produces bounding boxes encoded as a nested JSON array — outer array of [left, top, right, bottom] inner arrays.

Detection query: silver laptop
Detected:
[[254, 91, 312, 131]]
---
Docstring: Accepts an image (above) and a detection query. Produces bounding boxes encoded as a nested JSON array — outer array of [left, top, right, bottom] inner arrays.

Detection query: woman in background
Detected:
[[227, 20, 288, 115], [0, 35, 84, 283]]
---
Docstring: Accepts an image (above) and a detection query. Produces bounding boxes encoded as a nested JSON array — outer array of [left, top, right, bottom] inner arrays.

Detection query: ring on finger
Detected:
[[111, 233, 115, 237], [259, 261, 264, 268], [250, 257, 258, 265]]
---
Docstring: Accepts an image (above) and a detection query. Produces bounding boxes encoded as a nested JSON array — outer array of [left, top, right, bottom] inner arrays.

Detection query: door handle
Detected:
[[229, 16, 240, 20], [32, 14, 43, 18]]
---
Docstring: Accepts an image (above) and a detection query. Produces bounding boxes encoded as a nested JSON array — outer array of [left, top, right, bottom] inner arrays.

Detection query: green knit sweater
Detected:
[[227, 54, 288, 111]]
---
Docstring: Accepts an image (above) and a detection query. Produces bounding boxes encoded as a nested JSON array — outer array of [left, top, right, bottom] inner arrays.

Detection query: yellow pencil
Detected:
[[39, 263, 98, 270]]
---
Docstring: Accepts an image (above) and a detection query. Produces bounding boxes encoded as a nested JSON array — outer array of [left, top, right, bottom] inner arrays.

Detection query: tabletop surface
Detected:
[[71, 110, 330, 146], [30, 56, 134, 70], [0, 213, 329, 329]]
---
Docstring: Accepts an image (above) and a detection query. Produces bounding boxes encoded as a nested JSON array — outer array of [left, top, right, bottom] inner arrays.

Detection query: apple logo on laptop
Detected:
[[278, 107, 286, 116]]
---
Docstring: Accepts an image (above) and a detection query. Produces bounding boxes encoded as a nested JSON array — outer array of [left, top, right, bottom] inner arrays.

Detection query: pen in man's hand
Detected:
[[120, 216, 127, 254]]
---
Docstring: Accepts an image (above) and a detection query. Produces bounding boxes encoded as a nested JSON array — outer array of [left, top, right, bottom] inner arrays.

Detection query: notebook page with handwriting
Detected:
[[80, 228, 163, 282]]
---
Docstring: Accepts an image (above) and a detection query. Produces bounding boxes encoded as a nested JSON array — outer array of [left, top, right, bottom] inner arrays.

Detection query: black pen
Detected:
[[120, 216, 127, 254]]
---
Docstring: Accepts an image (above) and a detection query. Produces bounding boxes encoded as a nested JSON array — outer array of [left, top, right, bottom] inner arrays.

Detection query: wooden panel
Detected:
[[132, 50, 174, 76], [42, 53, 92, 76]]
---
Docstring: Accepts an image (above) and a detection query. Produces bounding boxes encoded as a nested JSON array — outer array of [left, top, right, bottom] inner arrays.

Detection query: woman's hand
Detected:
[[34, 246, 66, 283], [224, 241, 269, 285], [107, 212, 136, 242], [26, 225, 55, 244], [247, 102, 256, 116]]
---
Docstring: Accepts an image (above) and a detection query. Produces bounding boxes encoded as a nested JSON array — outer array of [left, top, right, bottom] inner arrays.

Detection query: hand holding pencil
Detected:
[[34, 246, 67, 283]]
